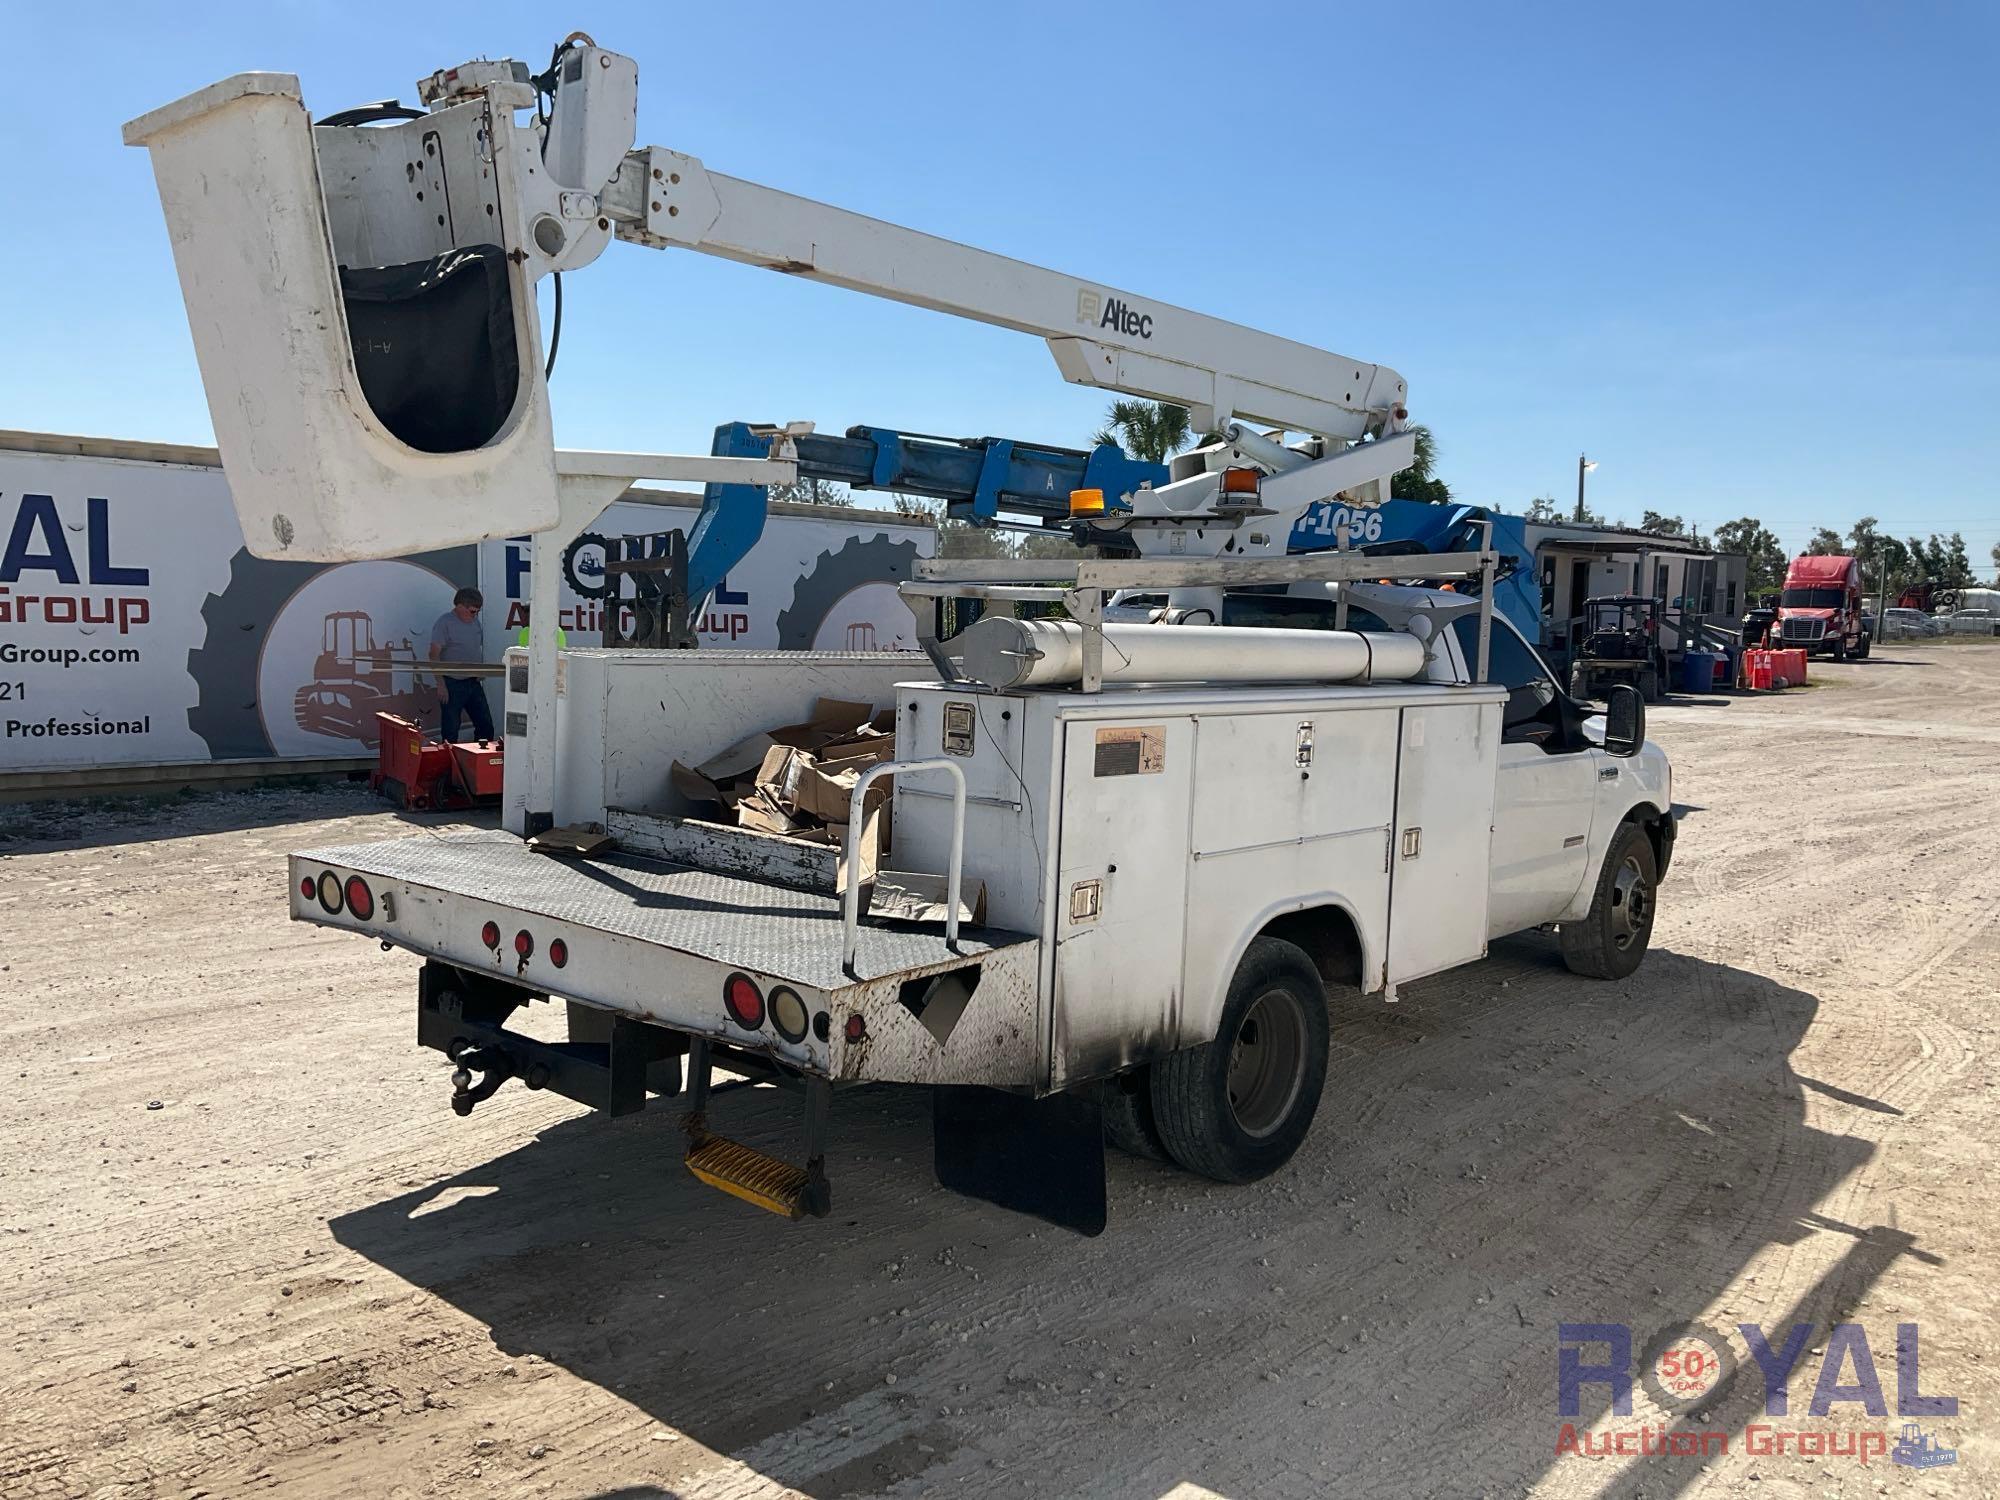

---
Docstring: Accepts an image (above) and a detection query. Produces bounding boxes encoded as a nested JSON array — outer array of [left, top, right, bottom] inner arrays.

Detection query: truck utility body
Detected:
[[298, 671, 1502, 1085], [287, 558, 1671, 1232], [124, 36, 1676, 1231]]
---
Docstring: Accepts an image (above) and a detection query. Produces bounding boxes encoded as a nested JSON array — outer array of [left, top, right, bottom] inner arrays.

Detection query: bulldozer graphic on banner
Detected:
[[292, 611, 434, 745]]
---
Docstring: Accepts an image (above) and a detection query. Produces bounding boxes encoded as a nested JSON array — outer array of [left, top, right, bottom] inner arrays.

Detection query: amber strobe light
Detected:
[[723, 972, 765, 1030]]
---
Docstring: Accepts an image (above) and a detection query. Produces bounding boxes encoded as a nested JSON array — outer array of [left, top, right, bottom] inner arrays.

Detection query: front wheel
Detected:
[[1150, 937, 1329, 1183], [1560, 821, 1659, 979], [1854, 634, 1871, 660]]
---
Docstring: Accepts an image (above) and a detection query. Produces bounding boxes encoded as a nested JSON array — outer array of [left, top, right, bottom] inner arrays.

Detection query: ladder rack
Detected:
[[903, 526, 1499, 692]]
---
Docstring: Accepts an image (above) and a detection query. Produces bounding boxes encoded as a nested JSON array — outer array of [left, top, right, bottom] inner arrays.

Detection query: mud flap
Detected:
[[932, 1085, 1106, 1236]]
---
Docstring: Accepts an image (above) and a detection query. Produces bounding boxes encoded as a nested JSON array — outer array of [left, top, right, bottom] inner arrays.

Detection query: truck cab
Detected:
[[1776, 554, 1872, 659]]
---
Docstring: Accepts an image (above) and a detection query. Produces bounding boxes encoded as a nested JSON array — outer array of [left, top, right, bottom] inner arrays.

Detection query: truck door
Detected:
[[1453, 617, 1599, 937], [1052, 716, 1194, 1087]]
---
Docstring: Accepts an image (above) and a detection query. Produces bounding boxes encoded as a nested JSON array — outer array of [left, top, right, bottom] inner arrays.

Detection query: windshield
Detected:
[[1781, 587, 1846, 609]]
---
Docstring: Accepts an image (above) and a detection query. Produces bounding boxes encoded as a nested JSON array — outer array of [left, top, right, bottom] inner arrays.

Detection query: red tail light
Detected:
[[300, 876, 315, 899], [549, 938, 569, 969], [513, 930, 534, 959], [844, 1013, 867, 1044], [723, 972, 765, 1030], [344, 876, 375, 922], [481, 921, 501, 949]]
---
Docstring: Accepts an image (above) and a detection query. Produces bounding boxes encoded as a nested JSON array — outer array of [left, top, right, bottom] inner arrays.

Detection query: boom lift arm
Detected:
[[123, 34, 1420, 831]]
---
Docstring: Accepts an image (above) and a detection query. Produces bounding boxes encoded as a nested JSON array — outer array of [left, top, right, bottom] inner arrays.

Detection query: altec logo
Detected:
[[1556, 1321, 1958, 1469], [1076, 289, 1153, 341]]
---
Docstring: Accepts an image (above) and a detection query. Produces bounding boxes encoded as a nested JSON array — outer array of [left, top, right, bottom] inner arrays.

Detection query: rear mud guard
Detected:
[[933, 1085, 1107, 1236]]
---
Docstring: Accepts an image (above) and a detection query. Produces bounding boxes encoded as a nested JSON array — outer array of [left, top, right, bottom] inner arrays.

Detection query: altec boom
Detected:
[[124, 36, 1673, 1231]]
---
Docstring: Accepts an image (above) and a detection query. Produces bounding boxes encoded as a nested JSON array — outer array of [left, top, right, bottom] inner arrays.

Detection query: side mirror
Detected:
[[1604, 683, 1645, 757]]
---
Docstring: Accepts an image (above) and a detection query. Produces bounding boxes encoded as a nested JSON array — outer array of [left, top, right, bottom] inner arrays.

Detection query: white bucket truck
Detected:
[[124, 37, 1672, 1232]]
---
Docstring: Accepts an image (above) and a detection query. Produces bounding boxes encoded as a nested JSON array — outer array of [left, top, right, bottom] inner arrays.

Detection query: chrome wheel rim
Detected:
[[1608, 855, 1652, 951], [1226, 989, 1307, 1138]]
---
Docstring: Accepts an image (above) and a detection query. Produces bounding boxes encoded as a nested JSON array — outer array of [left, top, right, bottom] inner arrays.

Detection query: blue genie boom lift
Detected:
[[679, 422, 1543, 646]]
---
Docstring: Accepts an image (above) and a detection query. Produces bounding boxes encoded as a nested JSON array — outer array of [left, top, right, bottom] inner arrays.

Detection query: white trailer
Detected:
[[125, 37, 1674, 1232]]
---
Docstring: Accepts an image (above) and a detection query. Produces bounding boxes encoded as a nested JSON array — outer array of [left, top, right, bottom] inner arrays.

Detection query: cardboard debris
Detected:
[[670, 699, 884, 813], [868, 870, 987, 927], [666, 699, 904, 881], [528, 823, 617, 858]]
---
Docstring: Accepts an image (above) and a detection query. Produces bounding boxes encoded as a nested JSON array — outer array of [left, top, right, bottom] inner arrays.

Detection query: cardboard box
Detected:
[[868, 870, 988, 927], [668, 699, 880, 811]]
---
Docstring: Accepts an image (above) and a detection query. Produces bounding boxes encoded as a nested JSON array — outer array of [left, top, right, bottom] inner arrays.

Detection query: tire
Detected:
[[1830, 641, 1848, 663], [1639, 666, 1662, 703], [1149, 937, 1329, 1183], [1569, 667, 1591, 701], [1560, 821, 1659, 980], [1855, 634, 1871, 660], [1097, 1069, 1168, 1161]]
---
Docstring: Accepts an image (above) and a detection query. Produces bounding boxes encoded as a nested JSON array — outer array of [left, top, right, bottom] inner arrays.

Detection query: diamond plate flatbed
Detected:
[[295, 829, 1030, 989]]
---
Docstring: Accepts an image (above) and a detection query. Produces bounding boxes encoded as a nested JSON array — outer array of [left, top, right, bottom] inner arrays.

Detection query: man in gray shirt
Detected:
[[428, 587, 494, 742]]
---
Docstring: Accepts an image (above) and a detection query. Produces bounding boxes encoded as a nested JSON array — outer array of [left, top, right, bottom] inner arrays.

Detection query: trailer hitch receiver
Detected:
[[447, 1038, 515, 1116]]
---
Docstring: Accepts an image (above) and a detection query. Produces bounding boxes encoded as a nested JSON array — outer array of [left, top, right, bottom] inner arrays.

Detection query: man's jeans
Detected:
[[440, 677, 494, 743]]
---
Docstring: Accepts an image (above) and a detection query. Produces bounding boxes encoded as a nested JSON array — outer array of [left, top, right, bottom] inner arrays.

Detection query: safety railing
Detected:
[[841, 758, 967, 976]]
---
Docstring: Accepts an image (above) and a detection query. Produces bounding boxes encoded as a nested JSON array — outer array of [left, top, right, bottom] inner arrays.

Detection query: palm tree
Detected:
[[1094, 400, 1198, 464]]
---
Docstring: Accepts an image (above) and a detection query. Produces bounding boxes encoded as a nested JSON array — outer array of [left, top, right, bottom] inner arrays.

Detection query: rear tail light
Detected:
[[513, 930, 534, 959], [723, 972, 765, 1030], [343, 876, 375, 922], [548, 938, 568, 969], [843, 1013, 867, 1044], [768, 986, 808, 1043], [315, 870, 343, 915], [481, 921, 501, 949], [300, 876, 315, 899]]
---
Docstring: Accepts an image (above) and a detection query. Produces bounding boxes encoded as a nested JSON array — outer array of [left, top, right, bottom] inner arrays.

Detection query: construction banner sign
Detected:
[[0, 441, 931, 776]]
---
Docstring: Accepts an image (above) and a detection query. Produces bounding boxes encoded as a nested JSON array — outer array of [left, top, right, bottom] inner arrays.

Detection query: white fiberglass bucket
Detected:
[[124, 74, 559, 560]]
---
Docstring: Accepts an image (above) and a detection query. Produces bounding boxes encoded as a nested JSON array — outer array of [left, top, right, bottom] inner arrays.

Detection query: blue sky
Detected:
[[4, 1, 1994, 562]]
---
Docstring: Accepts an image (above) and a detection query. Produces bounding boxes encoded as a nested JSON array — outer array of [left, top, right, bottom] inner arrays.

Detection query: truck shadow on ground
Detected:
[[331, 939, 1911, 1500]]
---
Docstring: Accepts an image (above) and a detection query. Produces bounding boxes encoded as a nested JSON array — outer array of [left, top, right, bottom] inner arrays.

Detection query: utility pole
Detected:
[[1574, 453, 1597, 523]]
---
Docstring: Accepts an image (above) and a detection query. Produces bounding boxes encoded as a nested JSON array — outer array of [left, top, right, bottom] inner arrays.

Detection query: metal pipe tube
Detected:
[[955, 619, 1427, 690], [1220, 421, 1310, 472]]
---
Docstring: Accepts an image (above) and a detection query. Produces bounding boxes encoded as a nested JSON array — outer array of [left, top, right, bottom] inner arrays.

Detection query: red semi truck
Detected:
[[1775, 554, 1872, 659]]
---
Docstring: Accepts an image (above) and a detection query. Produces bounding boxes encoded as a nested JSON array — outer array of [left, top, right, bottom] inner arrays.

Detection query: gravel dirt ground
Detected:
[[2, 642, 1995, 1500]]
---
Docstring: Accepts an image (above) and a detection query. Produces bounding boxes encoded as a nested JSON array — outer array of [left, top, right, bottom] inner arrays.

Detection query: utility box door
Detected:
[[1052, 716, 1195, 1088], [1387, 701, 1499, 984]]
